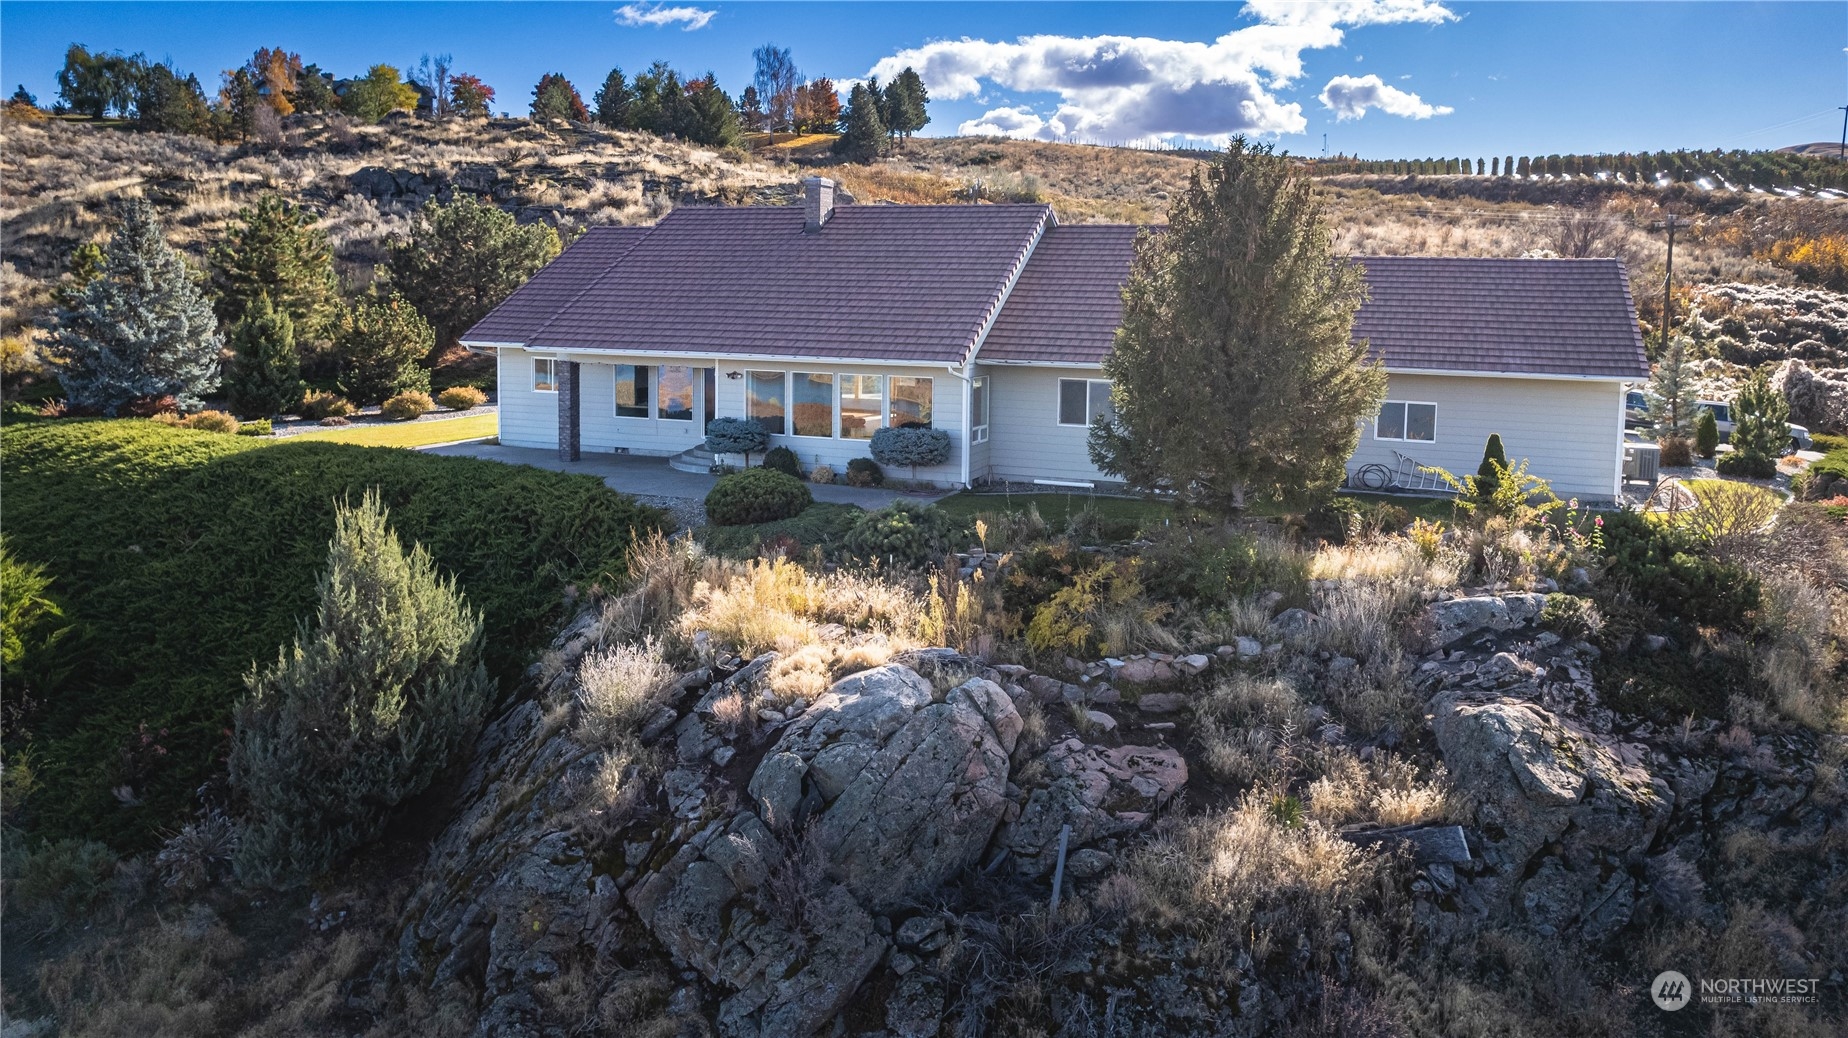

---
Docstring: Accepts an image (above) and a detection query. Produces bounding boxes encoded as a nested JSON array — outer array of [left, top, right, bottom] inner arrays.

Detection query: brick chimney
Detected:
[[802, 176, 836, 233]]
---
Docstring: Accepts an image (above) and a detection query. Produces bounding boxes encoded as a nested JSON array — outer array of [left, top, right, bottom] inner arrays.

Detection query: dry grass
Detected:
[[1306, 751, 1454, 827], [676, 556, 924, 658], [1752, 570, 1846, 731], [573, 637, 676, 746], [1193, 673, 1311, 785]]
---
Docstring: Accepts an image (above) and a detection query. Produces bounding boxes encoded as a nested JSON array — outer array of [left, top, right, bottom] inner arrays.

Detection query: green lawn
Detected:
[[282, 412, 496, 448]]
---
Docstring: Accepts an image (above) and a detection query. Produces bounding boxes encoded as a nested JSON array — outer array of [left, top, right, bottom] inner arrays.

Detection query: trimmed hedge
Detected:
[[704, 468, 813, 526], [1, 420, 666, 849]]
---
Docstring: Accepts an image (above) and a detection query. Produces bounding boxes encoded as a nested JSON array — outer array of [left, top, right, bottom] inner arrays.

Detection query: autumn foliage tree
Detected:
[[249, 46, 303, 115], [793, 78, 840, 134], [530, 72, 588, 123], [449, 73, 495, 118], [342, 64, 418, 122]]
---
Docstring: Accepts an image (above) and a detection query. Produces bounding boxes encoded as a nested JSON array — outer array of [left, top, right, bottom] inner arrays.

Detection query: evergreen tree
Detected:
[[1646, 334, 1696, 437], [1727, 370, 1791, 465], [45, 200, 222, 413], [833, 81, 888, 162], [737, 85, 765, 132], [592, 66, 634, 129], [224, 293, 304, 417], [1694, 408, 1719, 458], [530, 72, 588, 122], [1090, 139, 1387, 516], [209, 194, 340, 342], [882, 67, 929, 142], [288, 64, 339, 114], [229, 490, 489, 888], [687, 73, 743, 148], [333, 295, 433, 404], [54, 240, 107, 310], [1475, 433, 1508, 501], [218, 67, 264, 140], [385, 195, 561, 356], [11, 85, 36, 107], [1491, 157, 1500, 176], [134, 63, 213, 135]]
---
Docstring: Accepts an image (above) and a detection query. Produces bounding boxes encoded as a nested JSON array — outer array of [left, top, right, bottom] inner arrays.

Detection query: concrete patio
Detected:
[[421, 441, 944, 510]]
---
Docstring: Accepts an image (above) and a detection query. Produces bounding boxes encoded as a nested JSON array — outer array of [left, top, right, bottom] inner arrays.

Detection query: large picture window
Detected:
[[840, 374, 884, 440], [1057, 378, 1113, 427], [614, 364, 650, 417], [889, 376, 932, 429], [746, 370, 786, 434], [791, 372, 836, 438], [1376, 401, 1437, 442], [657, 365, 694, 420], [970, 376, 989, 444], [533, 358, 558, 393]]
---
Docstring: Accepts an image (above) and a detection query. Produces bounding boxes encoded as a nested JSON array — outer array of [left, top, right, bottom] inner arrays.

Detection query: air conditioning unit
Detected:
[[1623, 442, 1660, 484]]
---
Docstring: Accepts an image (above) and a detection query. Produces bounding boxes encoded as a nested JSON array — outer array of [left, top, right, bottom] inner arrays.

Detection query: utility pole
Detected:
[[1839, 104, 1846, 161], [1658, 209, 1687, 348]]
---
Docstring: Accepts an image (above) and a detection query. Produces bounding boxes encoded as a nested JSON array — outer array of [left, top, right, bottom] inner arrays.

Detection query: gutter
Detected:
[[1383, 366, 1643, 384]]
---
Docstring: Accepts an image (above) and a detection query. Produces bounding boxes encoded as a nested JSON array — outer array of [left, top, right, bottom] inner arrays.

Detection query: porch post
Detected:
[[557, 360, 581, 462]]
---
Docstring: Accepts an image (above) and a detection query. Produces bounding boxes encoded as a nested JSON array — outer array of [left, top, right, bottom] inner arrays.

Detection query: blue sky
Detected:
[[3, 1, 1843, 158]]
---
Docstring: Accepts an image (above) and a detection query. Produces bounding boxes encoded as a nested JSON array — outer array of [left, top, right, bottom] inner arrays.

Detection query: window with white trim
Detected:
[[533, 358, 559, 393], [889, 376, 932, 429], [791, 372, 836, 438], [746, 370, 786, 434], [1375, 401, 1437, 442], [1057, 378, 1113, 427], [614, 364, 650, 417], [657, 365, 694, 420], [970, 376, 990, 444], [840, 374, 884, 440]]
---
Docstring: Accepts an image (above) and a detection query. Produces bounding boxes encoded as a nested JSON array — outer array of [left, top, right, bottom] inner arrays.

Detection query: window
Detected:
[[614, 364, 650, 417], [840, 374, 884, 440], [889, 376, 933, 429], [533, 358, 559, 393], [1375, 401, 1437, 442], [657, 365, 693, 421], [746, 370, 786, 434], [791, 372, 836, 438], [970, 376, 990, 444], [1057, 378, 1113, 427]]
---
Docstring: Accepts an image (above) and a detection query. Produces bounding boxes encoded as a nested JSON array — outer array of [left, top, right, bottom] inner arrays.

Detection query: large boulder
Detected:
[[1428, 593, 1546, 646], [1430, 692, 1673, 940], [999, 738, 1188, 877], [1772, 358, 1848, 436]]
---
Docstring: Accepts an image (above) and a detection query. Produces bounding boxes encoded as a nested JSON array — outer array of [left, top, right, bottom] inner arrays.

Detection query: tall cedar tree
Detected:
[[1475, 433, 1508, 501], [210, 194, 340, 342], [219, 67, 264, 140], [530, 72, 589, 122], [386, 195, 561, 357], [334, 295, 433, 404], [229, 491, 489, 888], [1646, 334, 1696, 437], [342, 64, 418, 123], [449, 73, 494, 118], [593, 67, 634, 129], [686, 73, 744, 148], [1090, 139, 1386, 516], [224, 293, 305, 418], [835, 81, 888, 162], [46, 200, 223, 413]]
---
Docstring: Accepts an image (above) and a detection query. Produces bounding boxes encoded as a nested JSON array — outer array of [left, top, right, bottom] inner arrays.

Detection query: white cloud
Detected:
[[1318, 73, 1451, 119], [865, 0, 1454, 144], [614, 3, 716, 30]]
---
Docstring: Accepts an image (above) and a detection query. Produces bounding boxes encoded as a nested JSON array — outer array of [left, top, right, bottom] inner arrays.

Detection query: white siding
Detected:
[[497, 348, 558, 450], [1347, 373, 1624, 501], [579, 359, 715, 456], [712, 362, 967, 484], [984, 366, 1113, 485]]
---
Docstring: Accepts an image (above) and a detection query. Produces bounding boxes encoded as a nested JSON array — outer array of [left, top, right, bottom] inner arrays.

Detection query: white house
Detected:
[[463, 177, 1649, 502]]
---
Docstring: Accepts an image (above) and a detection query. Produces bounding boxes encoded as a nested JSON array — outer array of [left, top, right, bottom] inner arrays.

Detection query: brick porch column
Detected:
[[557, 360, 581, 462]]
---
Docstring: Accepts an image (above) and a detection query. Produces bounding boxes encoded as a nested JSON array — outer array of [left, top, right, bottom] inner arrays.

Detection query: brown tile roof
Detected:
[[464, 226, 650, 345], [1350, 256, 1650, 379], [977, 224, 1145, 365], [501, 203, 1053, 364]]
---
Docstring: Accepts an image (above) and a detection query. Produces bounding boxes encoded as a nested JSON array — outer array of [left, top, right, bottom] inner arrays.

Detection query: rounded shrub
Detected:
[[299, 391, 355, 420], [763, 445, 802, 478], [845, 457, 885, 488], [436, 386, 488, 411], [182, 410, 240, 434], [809, 464, 836, 485], [1657, 435, 1694, 468], [842, 501, 964, 568], [704, 417, 769, 467], [1714, 450, 1777, 479], [870, 426, 952, 481], [381, 391, 435, 421], [237, 418, 274, 437], [704, 469, 813, 527]]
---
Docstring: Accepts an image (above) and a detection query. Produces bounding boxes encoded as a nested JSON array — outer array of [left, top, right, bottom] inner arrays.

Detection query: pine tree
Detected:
[[1645, 334, 1696, 437], [592, 66, 633, 129], [224, 293, 304, 417], [210, 194, 340, 342], [737, 85, 765, 132], [53, 240, 107, 310], [333, 295, 432, 404], [229, 490, 490, 888], [1475, 433, 1508, 501], [834, 81, 888, 162], [881, 67, 929, 143], [1726, 370, 1790, 467], [288, 64, 339, 114], [135, 63, 214, 135], [1090, 138, 1387, 516], [385, 195, 561, 356], [687, 73, 744, 148], [45, 200, 222, 413], [530, 72, 588, 122]]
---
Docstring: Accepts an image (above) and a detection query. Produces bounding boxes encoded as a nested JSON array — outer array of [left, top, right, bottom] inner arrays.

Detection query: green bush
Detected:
[[1598, 509, 1758, 630], [1715, 450, 1777, 478], [0, 420, 665, 848], [696, 502, 864, 558], [298, 390, 355, 420], [237, 418, 273, 437], [1539, 593, 1602, 638], [845, 457, 884, 488], [762, 445, 802, 478], [0, 836, 117, 930], [230, 492, 489, 887], [841, 501, 964, 568], [704, 469, 813, 527], [703, 417, 769, 467], [1694, 410, 1720, 458], [870, 426, 952, 481], [435, 385, 488, 411], [381, 390, 435, 421], [1139, 526, 1310, 608]]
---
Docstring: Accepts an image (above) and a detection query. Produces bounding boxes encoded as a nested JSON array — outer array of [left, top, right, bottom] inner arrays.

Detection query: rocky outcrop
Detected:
[[1428, 592, 1547, 646], [1773, 357, 1848, 436], [1000, 739, 1188, 877]]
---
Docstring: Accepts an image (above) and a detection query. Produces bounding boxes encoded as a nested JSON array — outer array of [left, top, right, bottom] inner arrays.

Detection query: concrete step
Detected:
[[668, 446, 717, 474]]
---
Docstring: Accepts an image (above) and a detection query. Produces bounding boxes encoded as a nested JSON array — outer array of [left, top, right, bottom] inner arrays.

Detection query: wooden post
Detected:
[[1048, 823, 1071, 913]]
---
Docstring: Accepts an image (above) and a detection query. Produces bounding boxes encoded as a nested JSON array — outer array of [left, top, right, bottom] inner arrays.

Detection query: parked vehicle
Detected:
[[1623, 387, 1810, 451]]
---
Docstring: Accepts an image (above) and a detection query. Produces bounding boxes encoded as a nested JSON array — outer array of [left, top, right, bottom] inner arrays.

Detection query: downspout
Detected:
[[946, 362, 973, 488]]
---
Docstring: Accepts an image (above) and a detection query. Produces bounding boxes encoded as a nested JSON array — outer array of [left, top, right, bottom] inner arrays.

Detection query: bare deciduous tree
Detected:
[[752, 44, 799, 133]]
